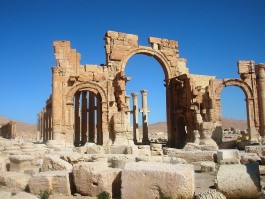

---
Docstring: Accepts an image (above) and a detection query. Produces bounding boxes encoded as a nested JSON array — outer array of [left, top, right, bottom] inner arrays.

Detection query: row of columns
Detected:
[[127, 90, 150, 144], [74, 91, 102, 146], [38, 107, 52, 142]]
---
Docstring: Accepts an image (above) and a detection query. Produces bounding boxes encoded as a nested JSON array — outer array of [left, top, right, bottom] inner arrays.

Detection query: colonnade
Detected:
[[38, 105, 52, 142], [74, 91, 102, 146], [129, 90, 150, 144]]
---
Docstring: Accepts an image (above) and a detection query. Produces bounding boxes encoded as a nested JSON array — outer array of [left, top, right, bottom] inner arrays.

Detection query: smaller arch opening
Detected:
[[220, 86, 248, 142], [73, 90, 103, 146]]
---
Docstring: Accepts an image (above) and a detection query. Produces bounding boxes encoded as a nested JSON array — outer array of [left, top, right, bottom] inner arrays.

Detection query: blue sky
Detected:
[[0, 0, 264, 124]]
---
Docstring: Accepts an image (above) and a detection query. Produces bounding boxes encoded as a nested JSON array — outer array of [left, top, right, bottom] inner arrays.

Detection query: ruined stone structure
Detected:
[[0, 121, 16, 139], [38, 31, 265, 148]]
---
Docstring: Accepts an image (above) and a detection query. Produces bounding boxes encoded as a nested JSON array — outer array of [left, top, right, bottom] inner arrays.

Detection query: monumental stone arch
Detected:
[[38, 31, 265, 149], [213, 78, 259, 140], [65, 82, 108, 146]]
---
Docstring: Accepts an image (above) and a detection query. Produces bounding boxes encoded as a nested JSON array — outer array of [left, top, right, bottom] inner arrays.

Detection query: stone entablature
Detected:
[[38, 31, 265, 148]]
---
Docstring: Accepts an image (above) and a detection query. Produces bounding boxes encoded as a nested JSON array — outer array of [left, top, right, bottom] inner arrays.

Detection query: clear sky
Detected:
[[0, 0, 264, 124]]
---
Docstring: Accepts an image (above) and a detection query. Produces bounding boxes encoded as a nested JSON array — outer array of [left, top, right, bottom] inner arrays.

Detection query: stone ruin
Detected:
[[1, 30, 265, 199], [38, 30, 265, 149]]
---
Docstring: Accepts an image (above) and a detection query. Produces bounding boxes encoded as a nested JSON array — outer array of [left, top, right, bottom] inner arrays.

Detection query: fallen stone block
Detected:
[[57, 151, 85, 164], [86, 143, 105, 154], [241, 153, 261, 164], [28, 171, 72, 196], [10, 192, 38, 199], [135, 156, 187, 164], [0, 172, 30, 191], [217, 149, 240, 164], [195, 190, 226, 199], [9, 154, 34, 172], [201, 161, 216, 173], [217, 163, 260, 198], [41, 155, 73, 172], [108, 154, 135, 169], [0, 156, 7, 172], [164, 148, 215, 163], [245, 145, 265, 156], [150, 143, 163, 156], [121, 162, 195, 199], [73, 162, 121, 197], [0, 191, 11, 199], [138, 145, 151, 156]]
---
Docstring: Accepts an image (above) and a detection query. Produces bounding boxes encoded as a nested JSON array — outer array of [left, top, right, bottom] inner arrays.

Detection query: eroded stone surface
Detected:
[[121, 162, 195, 199]]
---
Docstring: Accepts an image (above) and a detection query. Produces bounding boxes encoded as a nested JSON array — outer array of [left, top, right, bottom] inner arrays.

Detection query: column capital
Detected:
[[131, 92, 138, 97], [140, 90, 148, 94]]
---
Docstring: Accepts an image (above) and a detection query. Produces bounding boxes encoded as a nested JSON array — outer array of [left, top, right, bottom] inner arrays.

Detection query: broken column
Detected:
[[140, 90, 150, 144], [131, 93, 139, 143]]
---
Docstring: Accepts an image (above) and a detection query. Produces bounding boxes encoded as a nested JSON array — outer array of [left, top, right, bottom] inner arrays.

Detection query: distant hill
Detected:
[[140, 118, 247, 133]]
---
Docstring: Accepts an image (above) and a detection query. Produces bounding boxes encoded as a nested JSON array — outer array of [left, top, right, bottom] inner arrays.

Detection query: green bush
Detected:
[[39, 190, 50, 199], [97, 191, 111, 199]]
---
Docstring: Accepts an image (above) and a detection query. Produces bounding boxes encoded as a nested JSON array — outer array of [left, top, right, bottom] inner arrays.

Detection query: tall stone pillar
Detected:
[[52, 67, 63, 141], [89, 92, 95, 142], [140, 90, 150, 144], [74, 92, 81, 146], [81, 91, 88, 145], [97, 95, 103, 144], [131, 93, 139, 143], [125, 95, 131, 126], [256, 64, 265, 140]]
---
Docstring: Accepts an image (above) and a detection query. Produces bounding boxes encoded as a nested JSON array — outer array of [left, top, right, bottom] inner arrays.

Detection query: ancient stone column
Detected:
[[125, 95, 131, 126], [140, 90, 150, 144], [51, 67, 63, 141], [81, 91, 88, 145], [131, 93, 139, 143], [89, 92, 95, 142], [97, 95, 103, 144], [74, 92, 81, 146], [256, 64, 265, 140]]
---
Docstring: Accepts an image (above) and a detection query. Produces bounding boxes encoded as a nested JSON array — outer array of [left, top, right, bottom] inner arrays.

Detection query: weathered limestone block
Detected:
[[241, 153, 261, 164], [0, 191, 11, 199], [150, 143, 163, 156], [164, 148, 215, 163], [217, 163, 260, 198], [109, 145, 135, 154], [109, 155, 135, 169], [245, 145, 265, 156], [73, 162, 121, 197], [29, 171, 72, 196], [195, 190, 226, 199], [0, 172, 30, 190], [86, 143, 104, 154], [184, 143, 217, 151], [135, 156, 187, 164], [41, 155, 73, 172], [217, 149, 240, 164], [57, 151, 84, 164], [138, 145, 151, 156], [121, 162, 195, 199], [0, 156, 7, 172], [10, 192, 38, 199], [201, 161, 216, 173], [9, 155, 34, 172]]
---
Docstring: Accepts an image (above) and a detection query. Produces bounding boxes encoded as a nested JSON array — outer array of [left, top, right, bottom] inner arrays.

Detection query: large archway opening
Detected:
[[220, 86, 247, 122], [124, 54, 167, 144], [73, 90, 103, 146], [220, 86, 248, 142]]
